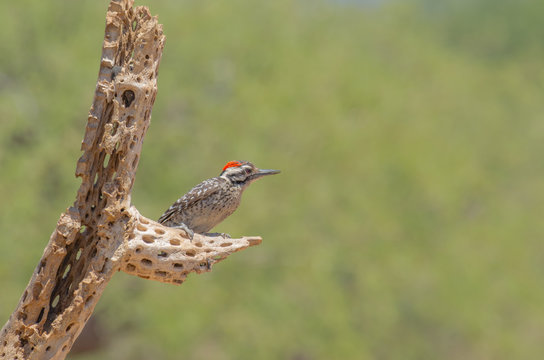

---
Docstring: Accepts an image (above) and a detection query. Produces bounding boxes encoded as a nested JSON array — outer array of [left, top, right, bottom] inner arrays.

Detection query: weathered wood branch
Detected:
[[0, 1, 261, 359], [121, 208, 262, 284]]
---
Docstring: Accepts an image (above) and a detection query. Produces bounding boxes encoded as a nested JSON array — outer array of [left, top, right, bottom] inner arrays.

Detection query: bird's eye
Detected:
[[244, 168, 251, 174]]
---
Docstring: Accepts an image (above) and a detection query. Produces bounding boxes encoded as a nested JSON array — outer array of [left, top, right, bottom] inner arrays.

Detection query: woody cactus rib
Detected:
[[122, 208, 262, 285], [0, 1, 261, 359]]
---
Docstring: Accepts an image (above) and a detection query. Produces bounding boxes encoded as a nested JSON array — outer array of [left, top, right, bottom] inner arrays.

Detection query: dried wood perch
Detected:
[[0, 1, 261, 359]]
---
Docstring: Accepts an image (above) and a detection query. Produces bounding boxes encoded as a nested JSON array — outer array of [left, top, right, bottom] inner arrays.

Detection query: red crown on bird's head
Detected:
[[222, 161, 243, 172]]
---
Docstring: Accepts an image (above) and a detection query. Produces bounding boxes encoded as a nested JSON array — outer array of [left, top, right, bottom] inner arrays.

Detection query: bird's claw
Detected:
[[173, 223, 194, 241], [204, 232, 231, 239]]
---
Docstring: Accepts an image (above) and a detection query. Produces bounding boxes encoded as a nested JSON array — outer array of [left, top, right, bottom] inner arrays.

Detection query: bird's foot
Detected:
[[172, 223, 194, 240], [204, 232, 231, 239]]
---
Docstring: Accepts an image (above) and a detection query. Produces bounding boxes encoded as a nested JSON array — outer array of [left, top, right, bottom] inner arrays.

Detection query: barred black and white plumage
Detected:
[[158, 160, 280, 237]]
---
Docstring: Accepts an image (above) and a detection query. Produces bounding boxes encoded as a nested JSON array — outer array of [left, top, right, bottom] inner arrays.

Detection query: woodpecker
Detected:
[[158, 160, 280, 239]]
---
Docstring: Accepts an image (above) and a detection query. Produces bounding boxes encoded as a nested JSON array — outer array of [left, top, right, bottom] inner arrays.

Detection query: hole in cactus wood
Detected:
[[142, 235, 155, 243], [62, 264, 71, 279], [122, 90, 135, 107], [141, 258, 152, 266], [51, 295, 60, 308]]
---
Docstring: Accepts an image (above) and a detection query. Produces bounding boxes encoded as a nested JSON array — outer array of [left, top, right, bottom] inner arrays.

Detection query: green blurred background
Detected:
[[2, 0, 544, 359]]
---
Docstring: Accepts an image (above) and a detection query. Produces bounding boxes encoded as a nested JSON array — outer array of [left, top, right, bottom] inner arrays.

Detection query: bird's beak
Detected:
[[253, 168, 281, 180]]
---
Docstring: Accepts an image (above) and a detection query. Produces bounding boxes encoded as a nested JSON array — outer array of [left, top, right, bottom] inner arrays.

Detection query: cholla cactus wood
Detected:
[[0, 1, 261, 359]]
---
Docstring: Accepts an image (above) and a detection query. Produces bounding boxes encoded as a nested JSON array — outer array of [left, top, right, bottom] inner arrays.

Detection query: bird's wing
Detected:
[[158, 177, 224, 224]]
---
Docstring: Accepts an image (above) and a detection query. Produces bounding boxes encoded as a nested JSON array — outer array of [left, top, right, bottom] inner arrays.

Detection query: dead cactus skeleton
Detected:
[[0, 1, 262, 359]]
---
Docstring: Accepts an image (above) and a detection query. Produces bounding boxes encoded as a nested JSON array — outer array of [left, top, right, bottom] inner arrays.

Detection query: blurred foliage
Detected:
[[1, 0, 544, 359]]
